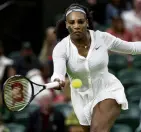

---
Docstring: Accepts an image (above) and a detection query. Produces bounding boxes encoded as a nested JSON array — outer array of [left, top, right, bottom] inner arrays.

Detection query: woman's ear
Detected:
[[65, 21, 68, 29], [86, 19, 89, 28]]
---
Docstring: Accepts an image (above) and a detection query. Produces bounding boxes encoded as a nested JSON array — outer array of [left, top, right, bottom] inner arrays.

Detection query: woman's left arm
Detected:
[[101, 31, 141, 55]]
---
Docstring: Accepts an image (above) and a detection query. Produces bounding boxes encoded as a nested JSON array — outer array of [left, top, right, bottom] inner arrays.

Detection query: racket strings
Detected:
[[4, 77, 32, 111]]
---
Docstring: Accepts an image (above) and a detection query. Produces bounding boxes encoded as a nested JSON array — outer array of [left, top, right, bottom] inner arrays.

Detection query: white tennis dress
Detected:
[[51, 30, 141, 125]]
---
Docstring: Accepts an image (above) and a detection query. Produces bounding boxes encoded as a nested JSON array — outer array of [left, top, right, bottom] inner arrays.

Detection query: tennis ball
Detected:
[[71, 79, 82, 89]]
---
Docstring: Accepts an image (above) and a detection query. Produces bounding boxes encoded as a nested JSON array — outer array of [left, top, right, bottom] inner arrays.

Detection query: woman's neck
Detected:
[[71, 31, 91, 46]]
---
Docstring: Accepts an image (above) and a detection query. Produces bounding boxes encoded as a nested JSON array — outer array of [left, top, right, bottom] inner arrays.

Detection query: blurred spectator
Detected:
[[132, 26, 141, 41], [0, 41, 13, 81], [39, 27, 57, 78], [39, 27, 57, 63], [26, 63, 52, 104], [37, 95, 65, 132], [87, 0, 96, 5], [106, 15, 133, 67], [106, 15, 133, 41], [106, 0, 131, 25], [0, 65, 16, 129], [122, 0, 141, 40], [86, 0, 108, 25], [14, 41, 41, 76], [1, 65, 16, 89], [27, 62, 65, 106]]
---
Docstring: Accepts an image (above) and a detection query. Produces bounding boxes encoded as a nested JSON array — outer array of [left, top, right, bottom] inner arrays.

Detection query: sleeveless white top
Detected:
[[51, 30, 141, 125]]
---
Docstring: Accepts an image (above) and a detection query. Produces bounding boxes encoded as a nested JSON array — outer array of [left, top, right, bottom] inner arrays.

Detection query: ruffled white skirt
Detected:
[[70, 74, 128, 125]]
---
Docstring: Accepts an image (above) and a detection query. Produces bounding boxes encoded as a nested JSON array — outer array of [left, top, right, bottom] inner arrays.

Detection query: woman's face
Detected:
[[8, 67, 16, 77], [112, 0, 120, 6], [66, 11, 88, 40], [134, 0, 141, 10], [46, 27, 56, 43], [112, 18, 124, 32]]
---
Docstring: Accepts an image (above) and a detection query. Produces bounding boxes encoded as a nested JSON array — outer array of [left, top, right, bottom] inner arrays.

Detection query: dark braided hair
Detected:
[[55, 3, 94, 41]]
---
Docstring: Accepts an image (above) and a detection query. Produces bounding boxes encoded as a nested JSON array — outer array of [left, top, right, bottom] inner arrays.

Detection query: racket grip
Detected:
[[44, 82, 59, 89]]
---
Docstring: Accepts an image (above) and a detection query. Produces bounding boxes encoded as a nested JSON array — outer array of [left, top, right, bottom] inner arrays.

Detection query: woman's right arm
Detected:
[[51, 41, 67, 89]]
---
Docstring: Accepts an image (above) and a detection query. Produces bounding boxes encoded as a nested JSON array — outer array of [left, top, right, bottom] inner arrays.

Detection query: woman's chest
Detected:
[[67, 43, 109, 75], [77, 46, 89, 58]]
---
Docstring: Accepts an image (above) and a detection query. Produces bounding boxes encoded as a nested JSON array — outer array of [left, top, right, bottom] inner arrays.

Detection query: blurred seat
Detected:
[[116, 103, 140, 131], [108, 54, 128, 74], [117, 69, 141, 89], [26, 104, 42, 132], [126, 85, 141, 104], [13, 104, 41, 131], [111, 124, 133, 132], [54, 103, 73, 118], [5, 123, 26, 132], [139, 99, 141, 110], [8, 51, 20, 60], [133, 55, 141, 69], [0, 105, 14, 123], [13, 108, 30, 127], [137, 99, 141, 132]]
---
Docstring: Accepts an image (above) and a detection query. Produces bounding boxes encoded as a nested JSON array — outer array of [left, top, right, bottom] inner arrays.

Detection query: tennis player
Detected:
[[51, 3, 141, 132]]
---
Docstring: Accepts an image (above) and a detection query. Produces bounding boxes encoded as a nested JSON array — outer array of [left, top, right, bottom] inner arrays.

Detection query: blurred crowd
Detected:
[[0, 0, 141, 132]]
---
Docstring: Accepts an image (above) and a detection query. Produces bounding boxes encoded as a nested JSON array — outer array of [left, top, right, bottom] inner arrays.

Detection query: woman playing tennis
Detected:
[[51, 3, 141, 132]]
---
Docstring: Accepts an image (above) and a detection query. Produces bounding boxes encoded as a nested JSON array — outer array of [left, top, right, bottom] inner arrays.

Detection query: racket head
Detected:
[[3, 75, 33, 112]]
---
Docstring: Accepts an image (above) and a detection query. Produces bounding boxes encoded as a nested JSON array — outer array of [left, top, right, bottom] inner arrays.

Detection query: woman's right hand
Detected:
[[53, 78, 65, 90]]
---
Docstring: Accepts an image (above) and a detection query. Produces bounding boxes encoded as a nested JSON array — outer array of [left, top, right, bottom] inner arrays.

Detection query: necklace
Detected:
[[84, 44, 90, 49], [70, 32, 91, 49]]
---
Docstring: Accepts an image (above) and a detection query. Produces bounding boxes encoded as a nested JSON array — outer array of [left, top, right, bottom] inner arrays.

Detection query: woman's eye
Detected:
[[69, 21, 74, 24], [78, 20, 84, 24]]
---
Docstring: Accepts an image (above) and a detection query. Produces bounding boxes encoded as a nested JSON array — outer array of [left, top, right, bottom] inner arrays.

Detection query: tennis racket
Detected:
[[2, 75, 59, 112]]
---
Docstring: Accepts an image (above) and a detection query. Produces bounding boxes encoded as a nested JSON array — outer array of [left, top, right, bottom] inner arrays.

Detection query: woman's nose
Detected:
[[74, 23, 80, 29]]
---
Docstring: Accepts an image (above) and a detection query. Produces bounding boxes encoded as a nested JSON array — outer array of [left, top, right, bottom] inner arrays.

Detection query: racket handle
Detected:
[[44, 82, 59, 89]]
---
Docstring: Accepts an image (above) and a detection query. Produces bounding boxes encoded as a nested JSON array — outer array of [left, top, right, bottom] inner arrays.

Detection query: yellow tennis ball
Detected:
[[71, 79, 82, 89]]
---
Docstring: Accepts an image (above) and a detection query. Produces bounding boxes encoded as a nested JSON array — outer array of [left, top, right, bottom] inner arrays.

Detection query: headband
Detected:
[[66, 8, 86, 16]]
